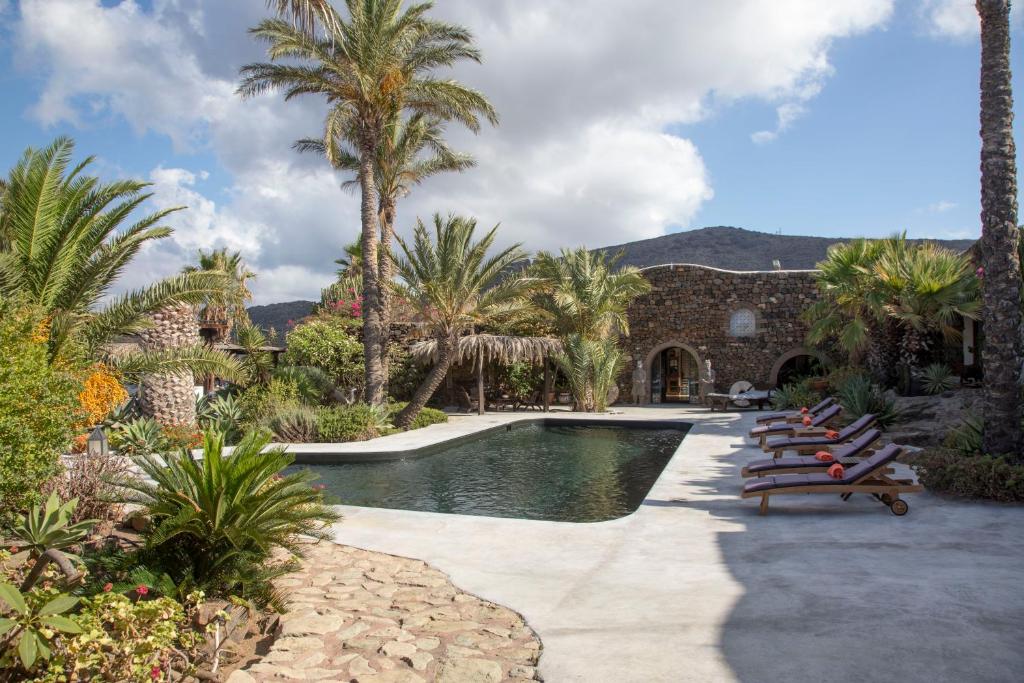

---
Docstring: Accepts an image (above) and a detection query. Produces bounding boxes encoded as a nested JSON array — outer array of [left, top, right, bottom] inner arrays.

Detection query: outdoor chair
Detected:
[[749, 404, 842, 447], [741, 428, 881, 477], [456, 385, 479, 413], [741, 443, 922, 516], [762, 413, 878, 457], [754, 396, 836, 425]]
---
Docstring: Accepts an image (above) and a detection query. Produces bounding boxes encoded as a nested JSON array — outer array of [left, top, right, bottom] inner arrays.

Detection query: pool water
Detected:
[[290, 420, 688, 522]]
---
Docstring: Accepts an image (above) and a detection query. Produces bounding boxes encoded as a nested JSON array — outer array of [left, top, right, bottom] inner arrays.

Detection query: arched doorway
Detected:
[[769, 347, 828, 387], [647, 344, 701, 403]]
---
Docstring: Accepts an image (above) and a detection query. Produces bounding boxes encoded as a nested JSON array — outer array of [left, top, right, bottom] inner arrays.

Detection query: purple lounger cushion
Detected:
[[750, 404, 841, 437], [743, 443, 902, 494], [744, 429, 881, 474], [764, 413, 877, 450], [755, 397, 835, 425]]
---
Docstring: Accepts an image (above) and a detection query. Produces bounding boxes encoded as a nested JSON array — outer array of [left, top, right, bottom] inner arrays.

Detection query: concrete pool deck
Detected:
[[328, 405, 1024, 682]]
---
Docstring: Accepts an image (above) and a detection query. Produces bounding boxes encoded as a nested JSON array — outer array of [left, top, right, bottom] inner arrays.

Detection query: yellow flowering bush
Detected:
[[77, 366, 128, 427]]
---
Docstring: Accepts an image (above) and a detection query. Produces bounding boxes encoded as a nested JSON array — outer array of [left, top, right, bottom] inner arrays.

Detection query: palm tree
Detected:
[[528, 248, 650, 411], [184, 248, 256, 342], [334, 238, 363, 278], [0, 137, 244, 425], [976, 0, 1023, 456], [238, 0, 497, 406], [298, 112, 475, 391], [389, 213, 527, 427]]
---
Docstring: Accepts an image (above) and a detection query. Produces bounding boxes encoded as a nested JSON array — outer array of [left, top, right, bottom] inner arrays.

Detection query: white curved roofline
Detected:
[[637, 262, 820, 275]]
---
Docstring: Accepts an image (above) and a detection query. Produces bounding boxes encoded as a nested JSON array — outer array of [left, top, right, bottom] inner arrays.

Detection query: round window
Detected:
[[729, 309, 756, 337]]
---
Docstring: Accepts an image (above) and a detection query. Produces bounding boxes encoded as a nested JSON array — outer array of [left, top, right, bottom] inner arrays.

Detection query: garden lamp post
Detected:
[[86, 426, 109, 457]]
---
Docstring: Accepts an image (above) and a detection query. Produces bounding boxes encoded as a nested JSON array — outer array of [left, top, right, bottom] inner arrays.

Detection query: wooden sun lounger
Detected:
[[741, 429, 881, 477], [706, 390, 774, 411], [741, 443, 922, 516], [749, 404, 842, 447], [754, 396, 835, 425], [762, 413, 877, 457]]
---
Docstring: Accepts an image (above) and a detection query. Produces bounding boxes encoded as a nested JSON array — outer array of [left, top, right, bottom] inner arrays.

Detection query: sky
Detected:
[[0, 0, 1020, 304]]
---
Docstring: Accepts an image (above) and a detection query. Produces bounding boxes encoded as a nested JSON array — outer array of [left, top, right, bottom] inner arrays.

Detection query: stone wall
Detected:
[[620, 264, 822, 402]]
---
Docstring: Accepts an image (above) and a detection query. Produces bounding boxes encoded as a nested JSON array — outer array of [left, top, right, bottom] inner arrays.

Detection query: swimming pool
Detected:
[[289, 419, 688, 523]]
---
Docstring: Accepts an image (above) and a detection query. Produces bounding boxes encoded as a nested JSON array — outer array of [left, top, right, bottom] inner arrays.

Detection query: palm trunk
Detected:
[[977, 0, 1023, 456], [394, 334, 455, 428], [377, 197, 396, 398], [139, 303, 200, 427], [358, 134, 387, 405]]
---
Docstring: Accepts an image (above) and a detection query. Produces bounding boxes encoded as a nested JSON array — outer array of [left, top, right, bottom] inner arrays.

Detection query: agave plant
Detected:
[[267, 405, 320, 443], [197, 393, 245, 443], [110, 417, 169, 456], [944, 413, 984, 454], [10, 493, 96, 563], [118, 430, 340, 610], [919, 363, 958, 395], [836, 375, 901, 428]]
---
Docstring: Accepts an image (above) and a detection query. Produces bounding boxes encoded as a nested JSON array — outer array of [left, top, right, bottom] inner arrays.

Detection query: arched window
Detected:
[[729, 308, 757, 337]]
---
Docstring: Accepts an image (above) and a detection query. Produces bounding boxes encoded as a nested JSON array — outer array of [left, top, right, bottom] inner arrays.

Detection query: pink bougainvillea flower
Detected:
[[136, 585, 149, 596], [103, 582, 113, 592], [151, 665, 162, 680], [976, 267, 985, 278]]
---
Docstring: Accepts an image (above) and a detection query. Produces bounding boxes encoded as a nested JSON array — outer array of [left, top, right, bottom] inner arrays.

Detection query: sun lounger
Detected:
[[754, 396, 835, 425], [762, 413, 878, 457], [741, 443, 921, 516], [741, 429, 881, 477], [748, 404, 842, 447]]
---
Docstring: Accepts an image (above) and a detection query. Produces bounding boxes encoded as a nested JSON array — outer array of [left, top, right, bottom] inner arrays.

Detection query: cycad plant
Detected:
[[119, 430, 340, 610], [390, 213, 528, 427], [239, 0, 497, 405]]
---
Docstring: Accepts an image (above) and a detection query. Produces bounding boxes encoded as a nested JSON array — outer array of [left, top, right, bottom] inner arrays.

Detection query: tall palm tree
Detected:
[[389, 213, 527, 427], [334, 238, 364, 278], [184, 247, 257, 342], [528, 248, 650, 411], [238, 0, 497, 406], [298, 112, 475, 390], [976, 0, 1023, 456]]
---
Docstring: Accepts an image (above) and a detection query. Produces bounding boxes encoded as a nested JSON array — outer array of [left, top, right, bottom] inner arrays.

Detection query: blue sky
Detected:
[[0, 1, 1017, 302]]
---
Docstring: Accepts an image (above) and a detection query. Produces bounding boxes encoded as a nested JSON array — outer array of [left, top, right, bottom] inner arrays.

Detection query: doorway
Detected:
[[651, 346, 700, 403]]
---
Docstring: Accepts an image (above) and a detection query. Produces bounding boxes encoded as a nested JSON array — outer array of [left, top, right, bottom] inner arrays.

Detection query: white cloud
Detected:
[[11, 0, 894, 302], [919, 0, 979, 40], [751, 102, 809, 144], [926, 200, 958, 213]]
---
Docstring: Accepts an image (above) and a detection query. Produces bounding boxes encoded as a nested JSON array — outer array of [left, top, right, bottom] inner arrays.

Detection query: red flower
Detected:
[[976, 266, 985, 278], [136, 585, 149, 596], [8, 546, 18, 554], [150, 665, 162, 680], [103, 583, 113, 592], [313, 483, 326, 491]]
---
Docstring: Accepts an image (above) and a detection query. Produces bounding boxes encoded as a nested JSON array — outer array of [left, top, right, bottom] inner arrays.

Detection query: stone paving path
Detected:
[[227, 542, 542, 682]]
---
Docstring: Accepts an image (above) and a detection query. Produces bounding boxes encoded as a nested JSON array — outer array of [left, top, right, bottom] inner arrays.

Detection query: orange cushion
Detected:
[[827, 463, 845, 479], [814, 451, 834, 462], [825, 429, 840, 439], [800, 406, 809, 414], [802, 415, 812, 426]]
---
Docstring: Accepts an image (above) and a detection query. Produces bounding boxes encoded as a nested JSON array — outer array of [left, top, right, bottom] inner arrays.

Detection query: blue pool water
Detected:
[[290, 420, 688, 522]]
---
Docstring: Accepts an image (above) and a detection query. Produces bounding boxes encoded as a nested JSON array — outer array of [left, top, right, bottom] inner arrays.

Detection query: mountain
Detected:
[[248, 227, 978, 326], [597, 226, 976, 271], [247, 300, 315, 340]]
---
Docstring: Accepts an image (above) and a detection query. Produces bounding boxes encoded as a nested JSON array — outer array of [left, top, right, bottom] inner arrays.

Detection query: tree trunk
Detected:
[[476, 352, 485, 415], [139, 303, 200, 427], [358, 133, 387, 406], [377, 198, 396, 398], [977, 0, 1023, 456], [394, 334, 455, 428]]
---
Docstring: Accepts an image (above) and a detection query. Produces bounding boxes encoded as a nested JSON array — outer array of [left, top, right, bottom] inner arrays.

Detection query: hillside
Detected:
[[598, 226, 975, 271], [248, 227, 977, 328]]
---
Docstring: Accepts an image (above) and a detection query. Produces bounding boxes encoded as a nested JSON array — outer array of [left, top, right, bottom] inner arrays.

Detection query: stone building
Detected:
[[621, 263, 826, 404]]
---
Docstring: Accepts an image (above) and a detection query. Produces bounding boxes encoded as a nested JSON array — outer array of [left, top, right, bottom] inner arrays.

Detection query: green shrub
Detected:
[[771, 380, 822, 411], [120, 431, 340, 610], [824, 365, 865, 393], [388, 402, 448, 430], [836, 375, 900, 428], [387, 348, 428, 402], [943, 413, 983, 454], [0, 299, 84, 528], [237, 377, 301, 428], [268, 405, 320, 443], [499, 362, 542, 401], [316, 403, 391, 442], [910, 448, 1024, 502], [919, 363, 957, 395], [283, 317, 363, 390], [272, 365, 336, 404]]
